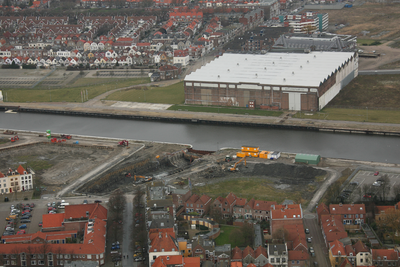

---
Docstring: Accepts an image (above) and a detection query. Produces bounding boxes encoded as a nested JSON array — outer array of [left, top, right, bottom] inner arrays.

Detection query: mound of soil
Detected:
[[250, 163, 326, 181]]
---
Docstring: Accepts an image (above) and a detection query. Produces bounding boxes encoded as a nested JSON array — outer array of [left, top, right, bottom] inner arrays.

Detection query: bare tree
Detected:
[[378, 175, 391, 202], [272, 227, 288, 242], [108, 189, 126, 223], [393, 184, 400, 202], [376, 209, 400, 238]]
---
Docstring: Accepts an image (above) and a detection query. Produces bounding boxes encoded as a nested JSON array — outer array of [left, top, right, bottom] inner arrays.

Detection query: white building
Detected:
[[0, 165, 33, 194]]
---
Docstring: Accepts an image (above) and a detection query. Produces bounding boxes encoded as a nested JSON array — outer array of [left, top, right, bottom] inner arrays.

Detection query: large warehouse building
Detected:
[[184, 52, 358, 111]]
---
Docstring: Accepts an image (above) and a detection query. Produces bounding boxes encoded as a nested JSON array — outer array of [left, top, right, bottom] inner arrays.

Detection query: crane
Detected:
[[229, 156, 247, 172]]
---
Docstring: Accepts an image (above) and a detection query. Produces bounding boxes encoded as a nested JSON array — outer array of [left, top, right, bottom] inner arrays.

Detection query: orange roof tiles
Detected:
[[64, 203, 107, 221], [42, 213, 65, 228], [232, 246, 242, 260], [254, 246, 268, 259], [243, 246, 255, 258], [372, 249, 399, 260], [17, 165, 26, 175], [288, 250, 309, 261], [231, 262, 243, 267], [353, 240, 369, 253], [149, 232, 178, 253], [330, 240, 345, 256], [330, 204, 366, 215]]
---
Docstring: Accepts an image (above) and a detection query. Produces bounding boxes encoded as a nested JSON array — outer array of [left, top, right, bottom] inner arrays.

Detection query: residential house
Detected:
[[231, 247, 243, 262], [371, 249, 399, 267], [152, 255, 200, 267], [173, 49, 189, 66], [329, 203, 366, 229], [320, 214, 348, 247], [191, 235, 215, 261], [0, 165, 34, 194], [353, 240, 372, 266], [254, 246, 268, 266], [242, 246, 255, 264], [270, 204, 303, 235], [329, 240, 347, 267], [288, 250, 309, 267], [184, 194, 212, 215], [268, 244, 288, 267], [213, 192, 237, 218]]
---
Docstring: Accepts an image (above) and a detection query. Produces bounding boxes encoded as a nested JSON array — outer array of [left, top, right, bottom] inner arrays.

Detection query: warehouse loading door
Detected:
[[288, 93, 301, 111]]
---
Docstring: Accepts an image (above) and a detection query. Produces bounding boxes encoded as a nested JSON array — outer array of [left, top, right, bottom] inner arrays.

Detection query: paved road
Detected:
[[56, 144, 145, 198], [304, 212, 330, 267], [306, 168, 341, 212]]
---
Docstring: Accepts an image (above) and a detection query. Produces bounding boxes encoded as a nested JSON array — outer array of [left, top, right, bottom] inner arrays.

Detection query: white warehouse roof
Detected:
[[185, 52, 356, 87]]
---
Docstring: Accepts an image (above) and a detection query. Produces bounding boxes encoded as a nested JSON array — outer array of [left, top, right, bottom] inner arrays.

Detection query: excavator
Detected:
[[229, 156, 247, 172], [133, 175, 153, 183]]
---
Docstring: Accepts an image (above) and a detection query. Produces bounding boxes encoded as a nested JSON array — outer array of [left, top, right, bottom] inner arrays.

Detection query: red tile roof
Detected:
[[345, 244, 355, 256], [330, 240, 345, 256], [376, 206, 394, 214], [231, 262, 243, 267], [254, 246, 268, 259], [243, 246, 255, 258], [330, 204, 366, 215], [64, 203, 107, 221], [17, 165, 26, 175], [232, 246, 242, 260], [353, 240, 369, 253], [235, 198, 247, 206], [149, 232, 177, 252], [288, 250, 309, 261], [372, 249, 399, 261], [2, 230, 77, 243], [42, 213, 65, 228], [254, 200, 277, 211]]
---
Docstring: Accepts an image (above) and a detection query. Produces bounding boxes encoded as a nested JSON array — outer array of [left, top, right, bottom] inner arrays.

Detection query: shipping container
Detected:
[[236, 152, 247, 158], [259, 151, 270, 159], [241, 146, 259, 152], [246, 152, 259, 158]]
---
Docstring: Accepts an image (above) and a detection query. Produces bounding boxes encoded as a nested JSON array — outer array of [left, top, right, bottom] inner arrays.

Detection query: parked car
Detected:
[[305, 229, 310, 234], [20, 219, 31, 223], [17, 230, 26, 235], [307, 237, 312, 243], [21, 216, 30, 220], [30, 203, 35, 208], [373, 180, 382, 186], [94, 200, 102, 203], [83, 200, 88, 204], [39, 221, 43, 227], [309, 247, 315, 256], [363, 194, 372, 198], [374, 171, 379, 176], [19, 224, 27, 229]]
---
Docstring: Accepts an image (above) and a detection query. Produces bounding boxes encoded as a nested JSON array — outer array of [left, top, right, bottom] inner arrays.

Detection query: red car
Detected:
[[364, 194, 372, 198], [38, 222, 43, 227], [374, 171, 380, 176], [17, 230, 26, 235]]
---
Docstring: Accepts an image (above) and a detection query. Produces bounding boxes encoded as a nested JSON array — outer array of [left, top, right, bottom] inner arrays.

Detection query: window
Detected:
[[31, 260, 36, 265]]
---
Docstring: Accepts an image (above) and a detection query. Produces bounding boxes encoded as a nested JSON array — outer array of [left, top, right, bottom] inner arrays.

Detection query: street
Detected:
[[304, 212, 330, 267]]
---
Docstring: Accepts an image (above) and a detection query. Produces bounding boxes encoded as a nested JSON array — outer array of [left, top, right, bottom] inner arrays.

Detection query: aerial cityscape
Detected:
[[0, 0, 400, 266]]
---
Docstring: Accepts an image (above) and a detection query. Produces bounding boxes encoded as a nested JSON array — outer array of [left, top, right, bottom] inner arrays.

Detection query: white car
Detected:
[[373, 181, 382, 186]]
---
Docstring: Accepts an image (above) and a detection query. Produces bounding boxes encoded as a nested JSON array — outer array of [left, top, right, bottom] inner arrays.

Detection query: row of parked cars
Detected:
[[4, 203, 35, 236]]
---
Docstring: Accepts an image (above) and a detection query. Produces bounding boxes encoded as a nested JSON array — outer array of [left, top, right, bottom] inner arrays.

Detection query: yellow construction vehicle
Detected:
[[229, 156, 247, 171], [134, 175, 153, 183]]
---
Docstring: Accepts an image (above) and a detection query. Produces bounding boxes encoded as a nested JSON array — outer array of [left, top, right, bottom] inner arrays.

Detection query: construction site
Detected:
[[0, 131, 337, 208]]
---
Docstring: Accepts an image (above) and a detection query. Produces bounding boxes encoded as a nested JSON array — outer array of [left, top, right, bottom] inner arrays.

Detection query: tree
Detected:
[[378, 175, 390, 202], [108, 189, 126, 222], [241, 223, 255, 246], [393, 184, 400, 202], [376, 208, 400, 237], [209, 205, 224, 224]]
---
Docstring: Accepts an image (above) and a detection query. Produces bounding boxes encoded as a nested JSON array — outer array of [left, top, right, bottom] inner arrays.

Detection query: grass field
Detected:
[[3, 77, 149, 103], [294, 108, 400, 124], [105, 81, 185, 104], [215, 225, 244, 247], [357, 39, 380, 46], [329, 75, 400, 108], [169, 105, 283, 117], [293, 74, 400, 123], [193, 178, 303, 204]]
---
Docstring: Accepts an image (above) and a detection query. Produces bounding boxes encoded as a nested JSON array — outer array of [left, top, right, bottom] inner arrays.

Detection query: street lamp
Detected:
[[366, 107, 368, 122]]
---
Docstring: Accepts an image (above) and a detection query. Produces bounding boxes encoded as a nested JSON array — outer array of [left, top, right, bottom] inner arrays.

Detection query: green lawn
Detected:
[[105, 81, 185, 104], [193, 178, 303, 204], [357, 39, 381, 45], [215, 225, 244, 247], [3, 77, 149, 103], [294, 108, 400, 124], [169, 105, 283, 117]]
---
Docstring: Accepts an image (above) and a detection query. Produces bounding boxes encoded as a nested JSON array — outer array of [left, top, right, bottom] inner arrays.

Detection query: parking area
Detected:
[[342, 170, 400, 202], [1, 197, 105, 238]]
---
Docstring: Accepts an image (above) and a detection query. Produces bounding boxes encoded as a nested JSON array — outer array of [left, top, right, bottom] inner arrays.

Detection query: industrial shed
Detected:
[[184, 52, 358, 111], [295, 154, 321, 165]]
